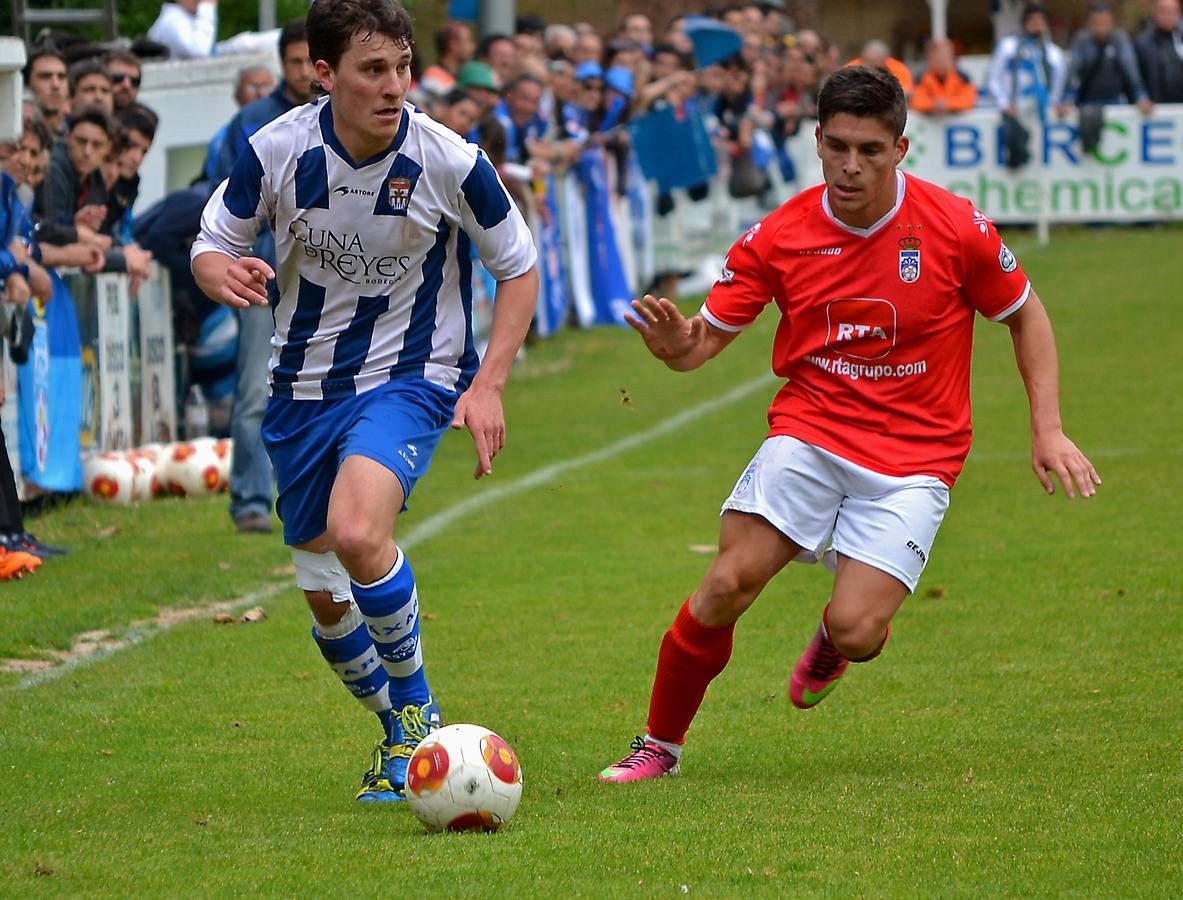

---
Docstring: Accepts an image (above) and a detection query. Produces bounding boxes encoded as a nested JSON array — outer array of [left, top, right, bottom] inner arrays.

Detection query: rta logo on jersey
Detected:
[[898, 236, 921, 284], [287, 216, 412, 286], [826, 298, 897, 360]]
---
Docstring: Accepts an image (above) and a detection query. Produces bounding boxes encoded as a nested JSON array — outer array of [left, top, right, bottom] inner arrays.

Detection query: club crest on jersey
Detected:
[[898, 236, 921, 283], [388, 176, 414, 212]]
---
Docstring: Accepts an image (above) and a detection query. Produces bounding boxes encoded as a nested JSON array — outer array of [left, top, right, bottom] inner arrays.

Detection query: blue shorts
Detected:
[[261, 378, 457, 546]]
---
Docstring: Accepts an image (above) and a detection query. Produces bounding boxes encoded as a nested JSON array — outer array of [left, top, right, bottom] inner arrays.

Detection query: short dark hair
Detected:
[[306, 0, 413, 71], [818, 65, 908, 139], [1086, 2, 1112, 16], [1021, 3, 1049, 25], [515, 15, 546, 36], [503, 73, 542, 95], [118, 104, 158, 143], [443, 88, 476, 108], [68, 57, 112, 95], [23, 44, 67, 85], [279, 18, 308, 59], [102, 49, 141, 72], [66, 105, 115, 138], [477, 34, 514, 59], [22, 116, 53, 153]]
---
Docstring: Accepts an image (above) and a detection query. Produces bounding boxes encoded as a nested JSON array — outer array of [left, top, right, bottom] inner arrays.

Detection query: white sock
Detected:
[[645, 733, 683, 758]]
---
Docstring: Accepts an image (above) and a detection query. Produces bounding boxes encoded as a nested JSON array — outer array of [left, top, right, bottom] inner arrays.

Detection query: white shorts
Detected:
[[721, 436, 950, 592]]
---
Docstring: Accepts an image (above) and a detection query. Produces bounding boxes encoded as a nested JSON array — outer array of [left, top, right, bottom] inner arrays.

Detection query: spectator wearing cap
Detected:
[[68, 59, 114, 117], [24, 45, 69, 136], [562, 61, 605, 142], [103, 50, 143, 111], [911, 38, 978, 115], [419, 21, 475, 99], [1136, 0, 1183, 103], [848, 39, 914, 97], [987, 3, 1067, 119], [148, 0, 218, 60], [479, 34, 520, 87], [457, 61, 502, 116]]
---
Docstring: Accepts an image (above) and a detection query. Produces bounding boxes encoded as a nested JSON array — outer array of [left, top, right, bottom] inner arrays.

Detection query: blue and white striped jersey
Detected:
[[192, 96, 537, 400]]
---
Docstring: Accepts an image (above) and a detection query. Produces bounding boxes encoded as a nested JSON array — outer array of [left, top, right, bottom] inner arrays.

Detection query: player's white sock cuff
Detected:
[[353, 547, 405, 590], [645, 734, 683, 758], [312, 601, 364, 640]]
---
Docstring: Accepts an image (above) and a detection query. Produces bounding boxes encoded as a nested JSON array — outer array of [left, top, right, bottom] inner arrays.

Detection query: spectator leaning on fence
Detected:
[[148, 0, 219, 60], [987, 2, 1067, 120], [202, 64, 277, 180], [1135, 0, 1183, 103], [68, 58, 115, 117], [24, 45, 70, 136], [911, 38, 978, 115], [1059, 2, 1153, 116]]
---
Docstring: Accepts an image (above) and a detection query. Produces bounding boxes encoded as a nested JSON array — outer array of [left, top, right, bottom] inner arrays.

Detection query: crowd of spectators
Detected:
[[1, 0, 1182, 573]]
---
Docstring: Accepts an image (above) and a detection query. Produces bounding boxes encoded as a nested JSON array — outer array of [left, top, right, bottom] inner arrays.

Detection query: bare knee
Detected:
[[825, 606, 891, 660], [326, 519, 392, 578], [693, 560, 768, 626]]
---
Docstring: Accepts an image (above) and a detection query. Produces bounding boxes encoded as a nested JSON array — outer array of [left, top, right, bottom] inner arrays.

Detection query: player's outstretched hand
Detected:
[[451, 385, 505, 480], [1031, 430, 1101, 499], [219, 257, 275, 308], [624, 294, 704, 362]]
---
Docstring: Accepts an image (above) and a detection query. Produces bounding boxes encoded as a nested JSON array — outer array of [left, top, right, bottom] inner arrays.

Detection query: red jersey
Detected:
[[703, 172, 1030, 487]]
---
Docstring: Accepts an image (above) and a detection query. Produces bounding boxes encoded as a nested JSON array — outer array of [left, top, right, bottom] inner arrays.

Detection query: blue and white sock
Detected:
[[311, 601, 399, 743], [352, 547, 432, 711]]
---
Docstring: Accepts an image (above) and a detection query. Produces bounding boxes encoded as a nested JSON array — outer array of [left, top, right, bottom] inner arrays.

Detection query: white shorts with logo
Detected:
[[721, 436, 950, 592]]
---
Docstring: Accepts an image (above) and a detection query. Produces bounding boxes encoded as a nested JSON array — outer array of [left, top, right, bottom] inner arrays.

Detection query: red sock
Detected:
[[646, 597, 735, 745]]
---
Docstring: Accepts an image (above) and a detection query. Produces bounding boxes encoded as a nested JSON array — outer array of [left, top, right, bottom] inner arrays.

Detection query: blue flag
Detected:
[[534, 174, 569, 337], [18, 271, 83, 492], [577, 149, 631, 327], [629, 104, 717, 193]]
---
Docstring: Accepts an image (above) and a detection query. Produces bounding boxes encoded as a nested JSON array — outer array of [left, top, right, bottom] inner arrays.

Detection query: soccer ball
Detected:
[[405, 723, 523, 832], [159, 442, 222, 497], [83, 453, 135, 505]]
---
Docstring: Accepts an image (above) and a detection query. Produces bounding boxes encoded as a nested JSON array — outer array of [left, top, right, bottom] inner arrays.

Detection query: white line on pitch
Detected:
[[9, 372, 775, 691]]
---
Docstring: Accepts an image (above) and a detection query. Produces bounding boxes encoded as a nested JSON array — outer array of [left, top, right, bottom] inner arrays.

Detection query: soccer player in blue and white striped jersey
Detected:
[[192, 0, 538, 804]]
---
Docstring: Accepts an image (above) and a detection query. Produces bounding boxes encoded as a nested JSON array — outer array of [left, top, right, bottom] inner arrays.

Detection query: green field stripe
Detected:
[[400, 372, 777, 551]]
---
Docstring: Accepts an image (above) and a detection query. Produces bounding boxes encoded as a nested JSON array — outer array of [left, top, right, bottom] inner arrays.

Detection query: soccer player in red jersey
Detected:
[[597, 66, 1101, 784]]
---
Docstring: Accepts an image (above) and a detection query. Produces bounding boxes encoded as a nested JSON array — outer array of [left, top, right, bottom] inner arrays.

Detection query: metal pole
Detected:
[[479, 0, 515, 40], [259, 0, 276, 31], [926, 0, 948, 40]]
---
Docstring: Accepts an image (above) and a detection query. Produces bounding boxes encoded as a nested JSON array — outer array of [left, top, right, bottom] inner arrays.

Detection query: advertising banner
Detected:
[[785, 104, 1183, 224], [137, 273, 177, 444], [94, 273, 133, 452]]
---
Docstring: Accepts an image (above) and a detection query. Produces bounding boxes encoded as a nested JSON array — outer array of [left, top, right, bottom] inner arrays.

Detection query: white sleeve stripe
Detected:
[[700, 304, 748, 333], [990, 281, 1032, 322]]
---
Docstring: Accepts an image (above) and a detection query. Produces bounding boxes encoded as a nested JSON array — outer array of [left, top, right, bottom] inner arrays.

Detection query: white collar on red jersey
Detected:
[[822, 170, 906, 238]]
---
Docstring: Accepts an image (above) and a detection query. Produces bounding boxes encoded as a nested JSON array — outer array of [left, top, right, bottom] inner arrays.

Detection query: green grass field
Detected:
[[2, 226, 1180, 896]]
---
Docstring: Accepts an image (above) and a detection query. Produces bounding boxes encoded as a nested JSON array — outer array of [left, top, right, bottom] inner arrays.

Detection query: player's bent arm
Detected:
[[473, 266, 539, 394], [1003, 288, 1101, 498], [192, 250, 273, 309]]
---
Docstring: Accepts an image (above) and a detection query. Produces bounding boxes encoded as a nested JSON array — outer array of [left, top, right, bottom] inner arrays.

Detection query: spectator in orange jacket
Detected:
[[848, 39, 914, 97], [911, 38, 978, 114]]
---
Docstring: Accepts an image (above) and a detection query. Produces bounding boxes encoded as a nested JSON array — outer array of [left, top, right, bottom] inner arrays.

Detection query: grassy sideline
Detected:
[[1, 226, 1180, 895]]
